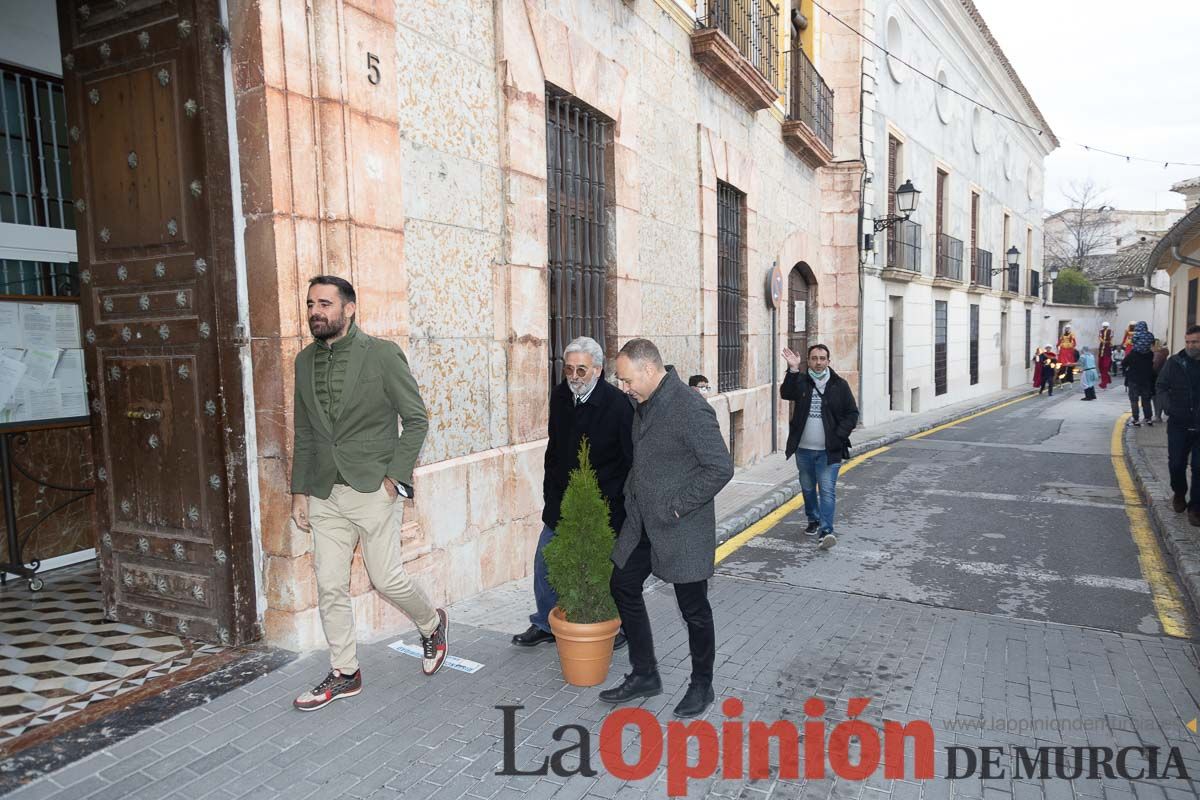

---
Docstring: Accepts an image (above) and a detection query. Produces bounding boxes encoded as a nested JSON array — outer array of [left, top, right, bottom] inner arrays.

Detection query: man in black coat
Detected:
[[1155, 325, 1200, 525], [512, 337, 634, 647], [781, 344, 859, 549]]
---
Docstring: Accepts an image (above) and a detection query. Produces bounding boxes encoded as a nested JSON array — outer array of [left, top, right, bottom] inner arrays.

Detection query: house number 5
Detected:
[[367, 53, 381, 85]]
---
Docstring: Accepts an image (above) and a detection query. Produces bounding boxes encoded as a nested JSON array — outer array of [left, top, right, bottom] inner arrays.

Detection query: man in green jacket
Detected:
[[290, 276, 448, 712]]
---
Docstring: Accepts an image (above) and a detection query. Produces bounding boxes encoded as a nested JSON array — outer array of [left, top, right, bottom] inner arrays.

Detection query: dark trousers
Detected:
[[1167, 424, 1200, 509], [610, 529, 715, 685], [1083, 386, 1097, 400], [1038, 370, 1054, 395], [1129, 384, 1153, 421]]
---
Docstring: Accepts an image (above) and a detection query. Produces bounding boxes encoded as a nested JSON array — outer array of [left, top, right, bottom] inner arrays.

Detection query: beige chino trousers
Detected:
[[308, 483, 439, 673]]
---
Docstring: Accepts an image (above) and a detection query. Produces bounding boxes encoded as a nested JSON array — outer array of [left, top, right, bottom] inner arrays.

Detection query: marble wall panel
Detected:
[[402, 142, 489, 230], [395, 0, 494, 68], [404, 220, 499, 340], [406, 337, 495, 465], [395, 25, 500, 167]]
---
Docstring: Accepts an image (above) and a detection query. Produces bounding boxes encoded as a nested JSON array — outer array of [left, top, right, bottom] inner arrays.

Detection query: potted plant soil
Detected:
[[543, 439, 622, 687]]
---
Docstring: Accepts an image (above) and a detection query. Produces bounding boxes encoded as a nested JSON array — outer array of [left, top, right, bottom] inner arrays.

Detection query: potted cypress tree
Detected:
[[543, 438, 622, 686]]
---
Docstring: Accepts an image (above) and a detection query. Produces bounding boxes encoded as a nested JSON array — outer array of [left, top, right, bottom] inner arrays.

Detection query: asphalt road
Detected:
[[717, 384, 1192, 638]]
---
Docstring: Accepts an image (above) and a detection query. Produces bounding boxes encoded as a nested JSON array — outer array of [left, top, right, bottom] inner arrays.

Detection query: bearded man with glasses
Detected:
[[511, 337, 635, 648]]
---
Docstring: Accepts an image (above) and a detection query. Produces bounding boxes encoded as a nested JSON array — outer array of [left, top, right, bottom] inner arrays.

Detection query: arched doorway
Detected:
[[788, 263, 818, 355]]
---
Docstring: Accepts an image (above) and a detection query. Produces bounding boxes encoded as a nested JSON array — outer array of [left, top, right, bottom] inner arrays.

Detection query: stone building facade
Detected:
[[856, 0, 1057, 425], [230, 0, 866, 651]]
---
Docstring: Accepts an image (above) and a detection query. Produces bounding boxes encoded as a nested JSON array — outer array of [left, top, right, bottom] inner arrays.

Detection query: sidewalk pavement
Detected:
[[714, 385, 1035, 540], [1124, 416, 1200, 616], [0, 384, 1067, 800]]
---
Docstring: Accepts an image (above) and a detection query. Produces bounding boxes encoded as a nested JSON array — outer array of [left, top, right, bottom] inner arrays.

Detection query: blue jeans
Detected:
[[530, 524, 558, 632], [795, 449, 841, 534]]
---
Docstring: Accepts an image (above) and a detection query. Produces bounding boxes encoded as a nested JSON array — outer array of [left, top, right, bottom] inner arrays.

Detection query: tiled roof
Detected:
[[957, 0, 1059, 148]]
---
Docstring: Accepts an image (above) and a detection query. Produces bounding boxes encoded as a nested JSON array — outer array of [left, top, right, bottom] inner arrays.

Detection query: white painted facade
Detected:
[[857, 0, 1056, 425]]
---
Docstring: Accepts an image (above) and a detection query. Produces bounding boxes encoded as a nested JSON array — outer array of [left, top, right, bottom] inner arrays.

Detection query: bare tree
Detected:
[[1044, 179, 1119, 269]]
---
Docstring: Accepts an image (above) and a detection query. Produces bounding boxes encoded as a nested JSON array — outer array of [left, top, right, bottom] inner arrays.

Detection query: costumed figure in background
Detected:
[[1032, 347, 1045, 388], [1057, 327, 1077, 382], [1037, 345, 1058, 396], [1098, 322, 1114, 389], [1079, 346, 1098, 401], [1120, 322, 1136, 374]]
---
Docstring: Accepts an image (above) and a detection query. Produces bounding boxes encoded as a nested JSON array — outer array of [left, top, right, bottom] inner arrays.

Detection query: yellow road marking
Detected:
[[1110, 414, 1192, 638], [714, 445, 890, 564], [907, 393, 1036, 440], [715, 391, 1035, 565]]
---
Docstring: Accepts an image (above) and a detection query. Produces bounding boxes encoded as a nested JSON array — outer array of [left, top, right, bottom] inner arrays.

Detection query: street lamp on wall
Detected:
[[991, 246, 1020, 276], [872, 180, 920, 232]]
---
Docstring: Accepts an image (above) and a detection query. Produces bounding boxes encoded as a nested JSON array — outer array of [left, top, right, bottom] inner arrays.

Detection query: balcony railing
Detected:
[[1007, 263, 1020, 294], [935, 233, 963, 281], [887, 220, 922, 272], [972, 248, 993, 287], [1, 67, 74, 229], [787, 48, 833, 152], [1029, 270, 1040, 299], [697, 0, 781, 91]]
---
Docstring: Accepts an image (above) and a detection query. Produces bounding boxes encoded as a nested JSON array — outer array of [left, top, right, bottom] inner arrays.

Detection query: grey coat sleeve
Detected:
[[1155, 358, 1175, 415], [669, 400, 735, 520]]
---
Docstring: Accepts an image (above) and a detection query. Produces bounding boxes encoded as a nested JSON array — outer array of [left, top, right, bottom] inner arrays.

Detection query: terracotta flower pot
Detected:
[[547, 607, 621, 687]]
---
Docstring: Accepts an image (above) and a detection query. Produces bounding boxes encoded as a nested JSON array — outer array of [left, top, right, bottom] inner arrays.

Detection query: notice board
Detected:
[[0, 300, 89, 430]]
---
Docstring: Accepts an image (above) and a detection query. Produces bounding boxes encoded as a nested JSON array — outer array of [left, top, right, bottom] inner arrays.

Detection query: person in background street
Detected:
[[290, 276, 448, 712], [688, 374, 711, 395], [1155, 325, 1200, 526], [1120, 322, 1136, 373], [1124, 322, 1156, 427], [1079, 346, 1098, 401], [1037, 346, 1058, 396], [1152, 340, 1169, 422], [1032, 346, 1045, 388], [781, 344, 860, 549], [513, 337, 633, 649], [601, 339, 733, 719], [1098, 322, 1114, 389], [1058, 327, 1077, 382]]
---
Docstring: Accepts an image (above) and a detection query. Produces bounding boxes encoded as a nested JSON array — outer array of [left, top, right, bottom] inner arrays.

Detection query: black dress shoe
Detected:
[[598, 672, 662, 704], [673, 682, 715, 718], [511, 625, 555, 647], [613, 632, 627, 650]]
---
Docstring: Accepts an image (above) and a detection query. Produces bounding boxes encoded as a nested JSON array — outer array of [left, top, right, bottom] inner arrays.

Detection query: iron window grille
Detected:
[[1025, 309, 1032, 369], [1029, 270, 1041, 299], [934, 300, 948, 396], [1006, 263, 1020, 294], [0, 259, 78, 297], [697, 0, 781, 90], [1, 67, 73, 229], [887, 220, 922, 272], [969, 304, 980, 386], [717, 181, 745, 393], [546, 90, 611, 389], [787, 47, 833, 151], [935, 233, 963, 281], [972, 248, 992, 288]]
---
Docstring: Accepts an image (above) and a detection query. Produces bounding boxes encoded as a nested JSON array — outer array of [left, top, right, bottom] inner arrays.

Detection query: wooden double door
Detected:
[[58, 0, 256, 645]]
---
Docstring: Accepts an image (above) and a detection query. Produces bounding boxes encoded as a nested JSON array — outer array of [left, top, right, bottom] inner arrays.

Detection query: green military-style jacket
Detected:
[[291, 326, 428, 500]]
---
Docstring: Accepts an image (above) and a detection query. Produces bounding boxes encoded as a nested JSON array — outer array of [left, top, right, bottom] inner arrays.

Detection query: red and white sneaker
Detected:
[[293, 669, 362, 711], [421, 609, 449, 676]]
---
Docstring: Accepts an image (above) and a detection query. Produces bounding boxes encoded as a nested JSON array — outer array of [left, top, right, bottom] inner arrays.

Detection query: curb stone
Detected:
[[1122, 424, 1200, 619], [714, 388, 1038, 544]]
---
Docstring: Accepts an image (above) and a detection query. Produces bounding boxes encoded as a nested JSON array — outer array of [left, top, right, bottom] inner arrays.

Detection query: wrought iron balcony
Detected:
[[782, 47, 834, 168], [971, 248, 993, 288], [935, 233, 964, 282], [886, 220, 922, 272], [692, 0, 781, 111]]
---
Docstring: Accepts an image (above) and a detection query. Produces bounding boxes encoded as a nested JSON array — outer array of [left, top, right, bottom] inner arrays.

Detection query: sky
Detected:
[[970, 0, 1200, 214]]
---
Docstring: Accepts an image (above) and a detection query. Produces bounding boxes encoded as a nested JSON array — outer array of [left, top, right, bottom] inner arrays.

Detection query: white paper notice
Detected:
[[20, 305, 56, 349], [53, 349, 88, 417], [0, 305, 21, 348], [17, 349, 61, 392], [26, 380, 63, 420], [0, 353, 27, 408], [54, 304, 81, 349]]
